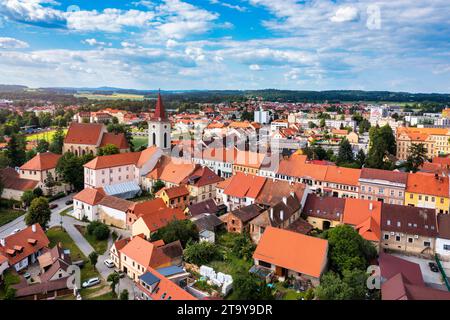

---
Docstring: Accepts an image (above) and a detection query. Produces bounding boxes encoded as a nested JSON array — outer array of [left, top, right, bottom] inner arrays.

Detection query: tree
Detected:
[[321, 225, 377, 274], [233, 272, 274, 300], [336, 139, 354, 165], [107, 123, 134, 151], [44, 172, 57, 196], [241, 109, 253, 121], [49, 127, 65, 154], [89, 252, 98, 269], [308, 121, 317, 129], [98, 144, 120, 156], [33, 187, 43, 197], [355, 149, 366, 168], [0, 151, 11, 169], [107, 272, 120, 295], [405, 143, 428, 173], [184, 241, 222, 266], [231, 233, 256, 261], [25, 197, 51, 229], [152, 180, 165, 194], [319, 118, 326, 128], [150, 219, 199, 247], [36, 140, 49, 153], [38, 112, 52, 128], [119, 289, 129, 300], [21, 190, 36, 207], [315, 269, 369, 300], [358, 119, 371, 134], [93, 223, 110, 241], [365, 125, 396, 170], [6, 133, 26, 167], [56, 152, 93, 191], [4, 287, 16, 300]]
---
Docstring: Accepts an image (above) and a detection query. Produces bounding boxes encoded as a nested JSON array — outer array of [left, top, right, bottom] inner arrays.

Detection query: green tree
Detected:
[[358, 119, 371, 134], [321, 225, 377, 274], [6, 133, 26, 167], [98, 144, 120, 156], [107, 123, 134, 151], [233, 272, 274, 300], [231, 233, 256, 261], [355, 149, 366, 168], [319, 118, 326, 128], [150, 219, 199, 247], [33, 187, 43, 197], [151, 180, 165, 194], [93, 223, 110, 241], [21, 190, 36, 207], [89, 252, 98, 269], [336, 139, 354, 165], [25, 197, 51, 229], [38, 112, 52, 128], [44, 172, 57, 196], [241, 109, 253, 121], [315, 269, 369, 300], [184, 241, 222, 266], [405, 143, 428, 173], [119, 289, 129, 300], [107, 272, 120, 295], [49, 127, 65, 154], [56, 152, 94, 191], [4, 287, 16, 300], [0, 151, 11, 168], [36, 139, 50, 153], [365, 125, 396, 170]]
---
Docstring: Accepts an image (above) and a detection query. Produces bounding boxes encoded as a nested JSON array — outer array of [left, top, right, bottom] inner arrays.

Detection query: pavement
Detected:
[[392, 253, 446, 286]]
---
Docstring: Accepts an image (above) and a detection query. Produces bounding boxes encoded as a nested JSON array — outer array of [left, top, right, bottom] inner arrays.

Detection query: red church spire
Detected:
[[152, 90, 166, 121]]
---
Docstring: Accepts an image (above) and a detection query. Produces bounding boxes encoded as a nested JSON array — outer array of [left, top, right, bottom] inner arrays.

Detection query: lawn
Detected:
[[46, 227, 100, 282], [25, 128, 68, 142], [89, 291, 117, 300], [0, 209, 25, 227], [132, 136, 148, 150], [74, 225, 108, 255], [0, 270, 21, 299], [59, 206, 73, 217]]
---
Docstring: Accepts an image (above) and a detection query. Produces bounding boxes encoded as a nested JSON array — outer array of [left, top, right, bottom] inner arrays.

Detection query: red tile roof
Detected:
[[343, 198, 382, 241], [182, 166, 223, 188], [253, 226, 328, 278], [360, 168, 408, 185], [303, 194, 345, 222], [100, 132, 129, 150], [159, 185, 190, 199], [127, 198, 167, 219], [147, 155, 196, 185], [0, 168, 38, 191], [20, 152, 61, 171], [64, 122, 104, 145], [120, 237, 175, 269], [151, 92, 167, 121], [406, 172, 449, 197], [139, 207, 186, 233], [84, 151, 143, 170], [223, 172, 266, 199], [73, 187, 105, 205]]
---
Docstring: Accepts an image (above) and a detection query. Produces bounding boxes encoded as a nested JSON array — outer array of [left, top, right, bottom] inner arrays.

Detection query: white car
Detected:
[[82, 277, 101, 288], [104, 259, 114, 268]]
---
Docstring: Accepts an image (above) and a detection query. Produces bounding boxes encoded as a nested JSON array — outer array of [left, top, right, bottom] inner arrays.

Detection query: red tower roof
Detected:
[[152, 92, 166, 121]]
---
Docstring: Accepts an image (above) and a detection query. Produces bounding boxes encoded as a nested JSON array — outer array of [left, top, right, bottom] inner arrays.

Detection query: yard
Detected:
[[0, 270, 21, 299], [132, 136, 148, 150], [0, 209, 25, 227], [46, 227, 100, 282], [74, 225, 108, 255], [59, 206, 73, 217], [25, 128, 68, 142]]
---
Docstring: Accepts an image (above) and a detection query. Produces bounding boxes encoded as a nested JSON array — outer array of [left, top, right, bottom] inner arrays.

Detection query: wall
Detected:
[[98, 206, 127, 229]]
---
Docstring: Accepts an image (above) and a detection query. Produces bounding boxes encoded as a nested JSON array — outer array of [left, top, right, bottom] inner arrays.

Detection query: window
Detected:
[[424, 241, 431, 247], [443, 244, 450, 251], [384, 234, 389, 240], [396, 235, 401, 242], [409, 194, 413, 199], [387, 220, 391, 226], [418, 195, 422, 200], [408, 238, 413, 243]]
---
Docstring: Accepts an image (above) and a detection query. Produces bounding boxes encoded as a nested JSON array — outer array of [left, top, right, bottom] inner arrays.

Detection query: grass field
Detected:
[[25, 129, 68, 142], [132, 136, 148, 150], [75, 225, 108, 255], [0, 209, 25, 227], [75, 92, 146, 101]]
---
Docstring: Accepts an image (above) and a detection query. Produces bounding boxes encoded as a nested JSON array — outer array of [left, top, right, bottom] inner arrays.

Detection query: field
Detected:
[[25, 129, 68, 142], [0, 209, 25, 227], [75, 92, 146, 101]]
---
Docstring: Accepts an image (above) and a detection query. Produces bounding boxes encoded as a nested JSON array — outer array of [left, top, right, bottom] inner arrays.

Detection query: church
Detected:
[[148, 92, 171, 154]]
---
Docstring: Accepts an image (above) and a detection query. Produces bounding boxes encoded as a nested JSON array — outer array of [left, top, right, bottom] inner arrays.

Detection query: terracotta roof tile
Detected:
[[406, 172, 449, 197], [64, 122, 104, 145], [84, 151, 141, 170], [73, 187, 105, 205], [343, 198, 381, 241], [139, 207, 186, 233], [360, 168, 408, 185], [98, 195, 133, 212], [303, 194, 345, 222], [20, 152, 61, 171], [100, 132, 129, 150], [0, 168, 38, 191]]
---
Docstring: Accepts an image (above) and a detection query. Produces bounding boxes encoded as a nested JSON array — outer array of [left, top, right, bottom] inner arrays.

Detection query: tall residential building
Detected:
[[396, 127, 450, 160]]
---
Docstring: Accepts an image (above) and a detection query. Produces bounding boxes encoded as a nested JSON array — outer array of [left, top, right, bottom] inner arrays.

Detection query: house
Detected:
[[156, 185, 190, 210], [359, 168, 408, 205], [97, 195, 133, 229], [249, 194, 303, 244], [72, 187, 106, 221], [19, 152, 68, 195], [342, 198, 382, 244], [436, 213, 450, 260], [63, 122, 129, 156], [185, 199, 221, 218], [131, 207, 186, 239], [254, 178, 308, 208], [136, 266, 196, 300], [110, 235, 142, 269], [302, 194, 345, 230], [118, 236, 183, 281], [223, 204, 264, 233], [83, 146, 163, 190], [405, 172, 449, 214], [0, 167, 39, 201], [191, 214, 224, 243], [192, 147, 237, 178], [380, 204, 437, 256], [232, 150, 266, 175], [126, 198, 167, 228], [220, 172, 266, 211], [253, 226, 328, 286], [0, 224, 49, 271], [38, 244, 72, 283], [321, 166, 360, 198], [181, 166, 223, 205], [215, 177, 232, 205]]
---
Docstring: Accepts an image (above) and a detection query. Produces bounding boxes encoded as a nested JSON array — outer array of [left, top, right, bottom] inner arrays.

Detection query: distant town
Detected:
[[0, 86, 449, 301]]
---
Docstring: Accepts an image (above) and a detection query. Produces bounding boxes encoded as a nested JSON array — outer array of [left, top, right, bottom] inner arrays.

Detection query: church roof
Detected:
[[152, 92, 166, 121]]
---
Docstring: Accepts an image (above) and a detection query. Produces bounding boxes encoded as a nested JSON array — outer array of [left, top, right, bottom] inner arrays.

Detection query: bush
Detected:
[[184, 241, 223, 266], [93, 223, 110, 241], [87, 221, 102, 235]]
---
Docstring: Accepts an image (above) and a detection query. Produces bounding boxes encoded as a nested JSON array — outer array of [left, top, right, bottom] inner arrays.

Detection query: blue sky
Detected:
[[0, 0, 449, 92]]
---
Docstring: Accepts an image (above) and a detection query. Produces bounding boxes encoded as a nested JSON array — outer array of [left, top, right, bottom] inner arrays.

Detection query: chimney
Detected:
[[282, 197, 287, 205], [0, 238, 4, 247], [32, 224, 36, 233], [280, 210, 284, 221], [270, 208, 274, 220], [369, 203, 373, 211]]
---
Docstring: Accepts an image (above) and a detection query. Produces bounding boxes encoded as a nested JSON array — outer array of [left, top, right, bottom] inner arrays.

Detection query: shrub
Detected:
[[184, 241, 222, 266], [93, 223, 110, 241], [87, 221, 102, 235]]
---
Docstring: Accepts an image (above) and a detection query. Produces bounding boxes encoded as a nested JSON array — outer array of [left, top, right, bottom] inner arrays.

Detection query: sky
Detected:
[[0, 0, 449, 92]]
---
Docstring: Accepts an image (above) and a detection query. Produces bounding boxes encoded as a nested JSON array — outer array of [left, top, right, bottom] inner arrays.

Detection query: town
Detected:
[[1, 90, 450, 301]]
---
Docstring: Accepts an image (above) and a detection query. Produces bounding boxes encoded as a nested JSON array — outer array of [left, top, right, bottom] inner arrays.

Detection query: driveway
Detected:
[[392, 253, 444, 285]]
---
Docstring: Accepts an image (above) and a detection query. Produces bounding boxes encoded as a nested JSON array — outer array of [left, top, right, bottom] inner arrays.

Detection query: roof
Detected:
[[216, 177, 232, 190], [151, 92, 167, 121], [20, 152, 61, 171], [438, 213, 450, 239], [127, 198, 167, 219], [381, 204, 438, 238], [98, 195, 133, 212], [139, 207, 186, 233], [99, 132, 129, 150], [147, 155, 196, 185], [343, 198, 382, 241], [252, 195, 301, 228], [0, 224, 50, 265], [286, 218, 314, 235], [406, 172, 449, 197], [187, 199, 219, 217], [379, 253, 424, 286], [140, 271, 160, 286], [182, 166, 223, 188], [192, 214, 224, 231], [201, 147, 237, 163], [360, 168, 408, 185], [324, 166, 361, 186], [253, 226, 328, 278], [231, 204, 264, 223], [84, 151, 141, 170], [64, 122, 104, 145], [160, 185, 190, 199], [255, 179, 306, 207], [234, 150, 266, 169], [223, 172, 266, 199], [156, 265, 186, 277], [73, 188, 105, 206], [0, 168, 38, 191], [302, 194, 345, 222]]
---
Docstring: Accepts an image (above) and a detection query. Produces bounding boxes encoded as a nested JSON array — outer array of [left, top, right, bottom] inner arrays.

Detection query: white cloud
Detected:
[[249, 64, 261, 71], [82, 38, 112, 47], [0, 37, 29, 49], [330, 6, 359, 23]]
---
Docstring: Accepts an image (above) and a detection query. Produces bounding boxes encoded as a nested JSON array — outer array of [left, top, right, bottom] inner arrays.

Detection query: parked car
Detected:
[[429, 262, 439, 273], [104, 259, 114, 268], [65, 200, 73, 205], [114, 269, 125, 278], [49, 203, 58, 209], [23, 272, 31, 279], [82, 277, 101, 288]]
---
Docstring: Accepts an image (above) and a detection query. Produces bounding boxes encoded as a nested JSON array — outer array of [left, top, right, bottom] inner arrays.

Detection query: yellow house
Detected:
[[131, 207, 186, 240], [302, 194, 345, 230], [232, 150, 265, 175], [405, 172, 449, 214]]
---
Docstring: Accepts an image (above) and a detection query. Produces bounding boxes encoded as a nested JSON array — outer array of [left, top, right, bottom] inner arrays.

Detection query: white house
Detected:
[[193, 147, 237, 178], [73, 188, 106, 221], [437, 214, 450, 260]]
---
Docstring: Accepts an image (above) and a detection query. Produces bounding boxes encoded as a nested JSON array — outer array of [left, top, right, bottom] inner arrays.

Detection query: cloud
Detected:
[[82, 38, 112, 47], [0, 37, 29, 49], [210, 0, 248, 12], [249, 64, 261, 71], [330, 6, 359, 23]]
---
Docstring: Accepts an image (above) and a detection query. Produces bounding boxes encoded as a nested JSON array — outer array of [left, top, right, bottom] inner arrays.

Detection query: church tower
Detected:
[[148, 91, 171, 154]]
